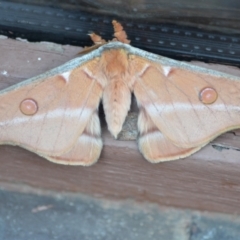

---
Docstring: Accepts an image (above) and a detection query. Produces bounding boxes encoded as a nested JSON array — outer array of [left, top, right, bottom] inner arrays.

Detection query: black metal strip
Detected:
[[0, 1, 240, 66]]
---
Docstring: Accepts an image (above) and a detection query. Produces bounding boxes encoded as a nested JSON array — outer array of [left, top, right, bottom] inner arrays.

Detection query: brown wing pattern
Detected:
[[46, 111, 103, 165], [137, 107, 201, 162], [132, 55, 240, 151], [1, 20, 240, 165], [0, 60, 103, 160]]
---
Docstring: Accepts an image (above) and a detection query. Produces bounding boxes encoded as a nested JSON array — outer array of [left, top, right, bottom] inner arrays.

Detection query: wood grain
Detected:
[[0, 37, 240, 214]]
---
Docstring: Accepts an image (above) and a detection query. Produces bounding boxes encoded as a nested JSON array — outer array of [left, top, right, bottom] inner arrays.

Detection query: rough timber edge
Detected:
[[1, 41, 240, 95]]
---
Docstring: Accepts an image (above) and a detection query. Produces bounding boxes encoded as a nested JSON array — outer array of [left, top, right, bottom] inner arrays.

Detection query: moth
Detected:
[[0, 20, 240, 166]]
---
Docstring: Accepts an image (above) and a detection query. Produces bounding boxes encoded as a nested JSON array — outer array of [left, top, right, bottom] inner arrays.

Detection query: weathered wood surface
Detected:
[[0, 37, 240, 214]]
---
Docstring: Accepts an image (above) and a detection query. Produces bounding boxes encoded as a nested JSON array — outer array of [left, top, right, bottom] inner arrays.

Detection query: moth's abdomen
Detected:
[[103, 80, 131, 138]]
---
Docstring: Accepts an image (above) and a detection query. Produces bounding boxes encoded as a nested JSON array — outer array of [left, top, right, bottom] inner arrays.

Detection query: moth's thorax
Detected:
[[101, 49, 129, 80]]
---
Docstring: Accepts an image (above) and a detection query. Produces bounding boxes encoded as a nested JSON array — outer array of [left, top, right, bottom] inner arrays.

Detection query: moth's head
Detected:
[[78, 20, 130, 56]]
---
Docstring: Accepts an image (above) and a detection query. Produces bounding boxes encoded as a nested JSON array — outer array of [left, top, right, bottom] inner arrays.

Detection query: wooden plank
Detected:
[[0, 37, 240, 214]]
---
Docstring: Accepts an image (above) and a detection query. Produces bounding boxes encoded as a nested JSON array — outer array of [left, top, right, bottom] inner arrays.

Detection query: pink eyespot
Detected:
[[20, 98, 38, 115], [199, 87, 218, 104]]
